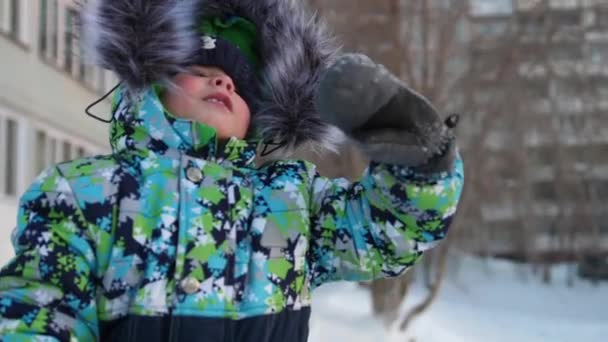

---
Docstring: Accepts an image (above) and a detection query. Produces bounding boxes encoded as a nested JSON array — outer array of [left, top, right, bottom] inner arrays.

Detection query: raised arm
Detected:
[[308, 158, 463, 287], [309, 53, 464, 287]]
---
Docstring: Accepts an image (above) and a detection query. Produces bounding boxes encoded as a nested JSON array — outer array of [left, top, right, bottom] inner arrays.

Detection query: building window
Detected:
[[50, 0, 58, 59], [0, 111, 104, 198], [9, 0, 18, 40], [5, 119, 16, 196], [62, 141, 71, 161], [64, 8, 77, 74], [518, 13, 548, 36], [33, 127, 98, 176], [551, 78, 584, 113], [62, 7, 94, 84], [35, 130, 47, 175], [533, 182, 557, 202], [550, 44, 582, 62], [588, 43, 608, 65], [596, 7, 608, 29], [39, 0, 47, 55], [523, 80, 549, 99], [551, 10, 581, 28], [597, 83, 608, 98], [597, 181, 608, 199], [0, 0, 22, 42], [39, 0, 58, 60], [38, 2, 110, 95], [1, 117, 18, 197]]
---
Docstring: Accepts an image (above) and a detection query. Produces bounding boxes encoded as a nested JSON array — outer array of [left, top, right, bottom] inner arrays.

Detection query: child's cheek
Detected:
[[174, 74, 202, 95]]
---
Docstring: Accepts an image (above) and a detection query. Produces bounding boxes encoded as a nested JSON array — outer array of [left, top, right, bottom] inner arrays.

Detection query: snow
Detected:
[[310, 255, 608, 342]]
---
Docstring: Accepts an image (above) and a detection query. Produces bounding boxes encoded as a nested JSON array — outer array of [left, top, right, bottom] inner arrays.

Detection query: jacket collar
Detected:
[[110, 86, 258, 168]]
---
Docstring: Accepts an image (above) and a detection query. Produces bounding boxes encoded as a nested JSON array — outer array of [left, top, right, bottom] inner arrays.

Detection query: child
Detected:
[[0, 1, 463, 341]]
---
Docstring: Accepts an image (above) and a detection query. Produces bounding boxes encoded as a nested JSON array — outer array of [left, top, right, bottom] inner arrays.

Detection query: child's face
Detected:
[[161, 66, 251, 140]]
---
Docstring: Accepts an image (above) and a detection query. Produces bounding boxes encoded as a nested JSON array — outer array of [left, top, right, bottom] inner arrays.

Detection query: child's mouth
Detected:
[[203, 93, 233, 112]]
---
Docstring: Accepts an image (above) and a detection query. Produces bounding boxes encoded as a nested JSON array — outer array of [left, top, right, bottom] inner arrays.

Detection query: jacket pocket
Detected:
[[260, 210, 309, 279], [261, 215, 289, 259], [258, 210, 311, 308], [260, 210, 308, 257]]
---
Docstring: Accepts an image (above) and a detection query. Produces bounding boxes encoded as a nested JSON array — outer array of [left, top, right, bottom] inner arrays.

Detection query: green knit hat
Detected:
[[198, 16, 261, 69]]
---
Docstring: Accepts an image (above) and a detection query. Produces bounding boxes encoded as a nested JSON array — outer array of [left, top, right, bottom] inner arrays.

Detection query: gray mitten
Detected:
[[315, 54, 458, 173]]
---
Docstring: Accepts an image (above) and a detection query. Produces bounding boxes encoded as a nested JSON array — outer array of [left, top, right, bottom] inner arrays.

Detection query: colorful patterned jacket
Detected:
[[0, 88, 464, 341]]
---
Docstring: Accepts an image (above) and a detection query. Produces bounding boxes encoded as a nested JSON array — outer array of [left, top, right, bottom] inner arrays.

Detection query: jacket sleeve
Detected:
[[0, 167, 99, 341], [307, 155, 464, 288]]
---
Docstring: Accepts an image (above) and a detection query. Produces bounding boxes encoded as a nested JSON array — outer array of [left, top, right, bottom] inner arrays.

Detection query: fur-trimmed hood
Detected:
[[80, 0, 344, 153]]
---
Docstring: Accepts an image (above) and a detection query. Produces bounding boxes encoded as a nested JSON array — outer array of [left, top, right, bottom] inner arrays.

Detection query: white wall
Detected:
[[0, 38, 110, 149], [0, 198, 17, 265]]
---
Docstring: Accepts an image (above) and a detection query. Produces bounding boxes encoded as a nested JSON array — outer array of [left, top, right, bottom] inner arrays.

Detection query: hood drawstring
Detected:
[[260, 140, 285, 157], [85, 82, 122, 123]]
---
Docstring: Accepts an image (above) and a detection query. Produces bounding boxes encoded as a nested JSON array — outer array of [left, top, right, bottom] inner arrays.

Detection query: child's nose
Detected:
[[210, 75, 235, 93]]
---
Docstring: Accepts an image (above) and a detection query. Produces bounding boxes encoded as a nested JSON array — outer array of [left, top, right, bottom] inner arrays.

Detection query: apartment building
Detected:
[[468, 0, 608, 257], [0, 0, 115, 262]]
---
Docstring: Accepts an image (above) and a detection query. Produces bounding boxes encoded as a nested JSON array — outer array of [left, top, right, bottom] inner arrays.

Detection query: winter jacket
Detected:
[[0, 87, 464, 341]]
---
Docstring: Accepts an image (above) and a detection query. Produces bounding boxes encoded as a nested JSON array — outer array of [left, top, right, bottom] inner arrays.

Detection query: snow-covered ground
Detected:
[[310, 255, 608, 342]]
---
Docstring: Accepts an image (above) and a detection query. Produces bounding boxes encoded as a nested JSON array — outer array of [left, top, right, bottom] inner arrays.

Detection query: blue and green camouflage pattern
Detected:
[[0, 87, 464, 341]]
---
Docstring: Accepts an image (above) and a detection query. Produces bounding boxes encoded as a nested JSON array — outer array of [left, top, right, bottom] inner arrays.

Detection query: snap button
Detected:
[[186, 167, 203, 183], [180, 277, 200, 294]]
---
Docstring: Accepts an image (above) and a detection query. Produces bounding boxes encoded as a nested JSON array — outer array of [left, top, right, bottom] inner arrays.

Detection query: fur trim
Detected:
[[79, 0, 342, 153], [80, 0, 200, 93]]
